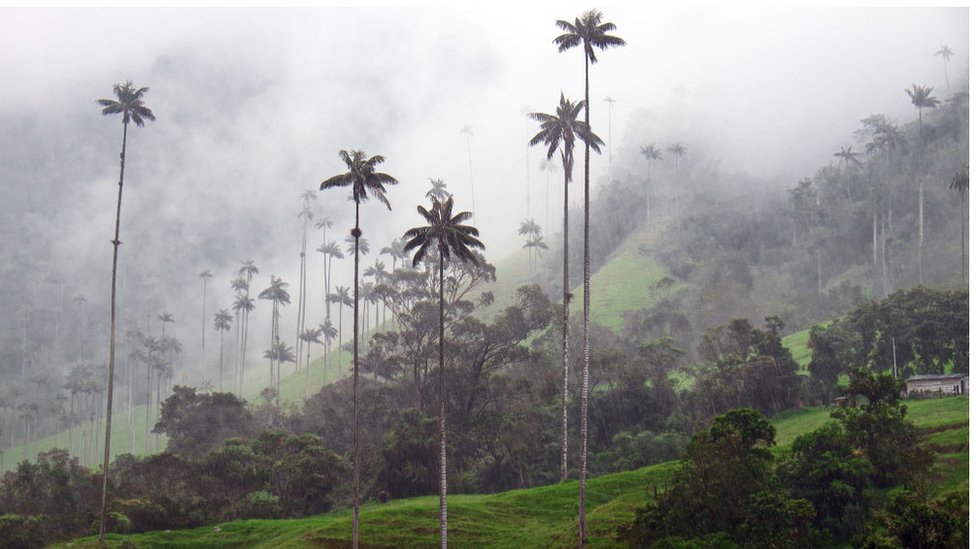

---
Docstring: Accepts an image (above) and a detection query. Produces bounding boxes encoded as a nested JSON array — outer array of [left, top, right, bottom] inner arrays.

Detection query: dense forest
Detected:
[[0, 7, 968, 549]]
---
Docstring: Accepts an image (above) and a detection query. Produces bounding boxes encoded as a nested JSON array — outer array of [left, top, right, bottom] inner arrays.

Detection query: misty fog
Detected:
[[0, 6, 967, 388]]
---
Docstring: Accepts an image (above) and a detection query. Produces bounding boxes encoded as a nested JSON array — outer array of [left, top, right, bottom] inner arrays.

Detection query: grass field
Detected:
[[56, 396, 967, 548]]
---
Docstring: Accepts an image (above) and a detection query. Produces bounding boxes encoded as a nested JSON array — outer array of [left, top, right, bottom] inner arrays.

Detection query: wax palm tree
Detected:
[[906, 84, 941, 284], [258, 276, 290, 402], [233, 292, 255, 396], [295, 194, 317, 372], [317, 241, 344, 321], [213, 309, 232, 392], [935, 44, 954, 91], [319, 319, 337, 385], [833, 144, 861, 201], [320, 149, 398, 548], [639, 144, 663, 220], [554, 12, 624, 545], [198, 269, 213, 365], [238, 260, 259, 388], [345, 234, 369, 257], [460, 125, 476, 223], [426, 178, 451, 202], [96, 80, 155, 542], [523, 234, 549, 274], [329, 285, 353, 371], [906, 84, 941, 146], [667, 142, 686, 173], [518, 218, 543, 273], [299, 326, 323, 398], [316, 217, 334, 333], [403, 196, 484, 549], [156, 312, 174, 338], [381, 238, 408, 271], [950, 162, 968, 280], [530, 92, 603, 484]]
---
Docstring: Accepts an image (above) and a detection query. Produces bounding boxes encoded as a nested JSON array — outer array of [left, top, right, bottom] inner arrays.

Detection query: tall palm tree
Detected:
[[258, 276, 290, 403], [935, 44, 954, 91], [320, 149, 398, 548], [523, 234, 549, 274], [403, 196, 484, 549], [317, 241, 344, 322], [316, 217, 334, 312], [329, 285, 353, 371], [529, 93, 603, 484], [518, 218, 543, 273], [213, 309, 232, 392], [233, 292, 254, 396], [156, 312, 174, 338], [299, 326, 323, 398], [906, 84, 941, 285], [381, 238, 408, 271], [238, 260, 259, 390], [554, 11, 624, 546], [950, 162, 968, 280], [833, 144, 861, 201], [199, 270, 213, 366], [295, 195, 316, 373], [319, 319, 337, 385], [666, 142, 687, 173], [639, 144, 663, 220], [96, 80, 155, 543], [460, 125, 476, 223]]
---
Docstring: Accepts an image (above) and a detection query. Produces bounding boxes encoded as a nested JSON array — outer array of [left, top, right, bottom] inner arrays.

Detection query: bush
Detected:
[[0, 514, 47, 549]]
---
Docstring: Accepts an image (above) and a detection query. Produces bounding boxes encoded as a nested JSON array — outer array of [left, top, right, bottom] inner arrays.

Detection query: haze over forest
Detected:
[[0, 8, 967, 386]]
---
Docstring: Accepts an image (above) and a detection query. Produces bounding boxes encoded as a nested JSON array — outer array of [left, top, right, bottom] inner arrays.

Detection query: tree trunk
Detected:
[[918, 179, 924, 286], [99, 119, 128, 544], [352, 203, 362, 549], [579, 54, 591, 549], [560, 155, 570, 483], [438, 251, 448, 549]]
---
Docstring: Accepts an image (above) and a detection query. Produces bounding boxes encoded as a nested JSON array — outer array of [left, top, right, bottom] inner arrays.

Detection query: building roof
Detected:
[[906, 374, 968, 381]]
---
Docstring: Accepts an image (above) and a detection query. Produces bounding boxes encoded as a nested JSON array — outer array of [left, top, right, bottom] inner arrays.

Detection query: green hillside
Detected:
[[57, 396, 968, 548]]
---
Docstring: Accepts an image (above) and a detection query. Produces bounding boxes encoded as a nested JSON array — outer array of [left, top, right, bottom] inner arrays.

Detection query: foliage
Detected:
[[831, 369, 931, 488], [152, 386, 255, 460], [621, 409, 817, 548]]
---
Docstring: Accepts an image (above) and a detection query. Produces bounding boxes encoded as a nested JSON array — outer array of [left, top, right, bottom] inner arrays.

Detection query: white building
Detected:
[[904, 374, 969, 398]]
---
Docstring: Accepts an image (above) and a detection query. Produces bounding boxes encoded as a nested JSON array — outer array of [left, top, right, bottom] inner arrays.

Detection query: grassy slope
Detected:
[[59, 396, 967, 548]]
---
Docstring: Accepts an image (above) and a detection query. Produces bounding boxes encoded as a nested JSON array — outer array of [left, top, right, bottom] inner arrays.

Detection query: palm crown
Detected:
[[320, 150, 398, 209], [905, 84, 941, 110], [97, 81, 157, 127], [529, 93, 603, 179], [554, 10, 626, 64], [403, 196, 484, 267], [640, 144, 663, 161]]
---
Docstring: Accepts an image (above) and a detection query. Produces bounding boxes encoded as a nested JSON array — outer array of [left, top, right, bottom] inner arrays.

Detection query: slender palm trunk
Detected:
[[99, 119, 128, 543], [919, 179, 924, 285], [645, 161, 651, 221], [218, 332, 224, 392], [438, 252, 448, 549], [352, 204, 362, 549], [560, 156, 570, 483], [579, 56, 592, 549], [202, 279, 208, 367]]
